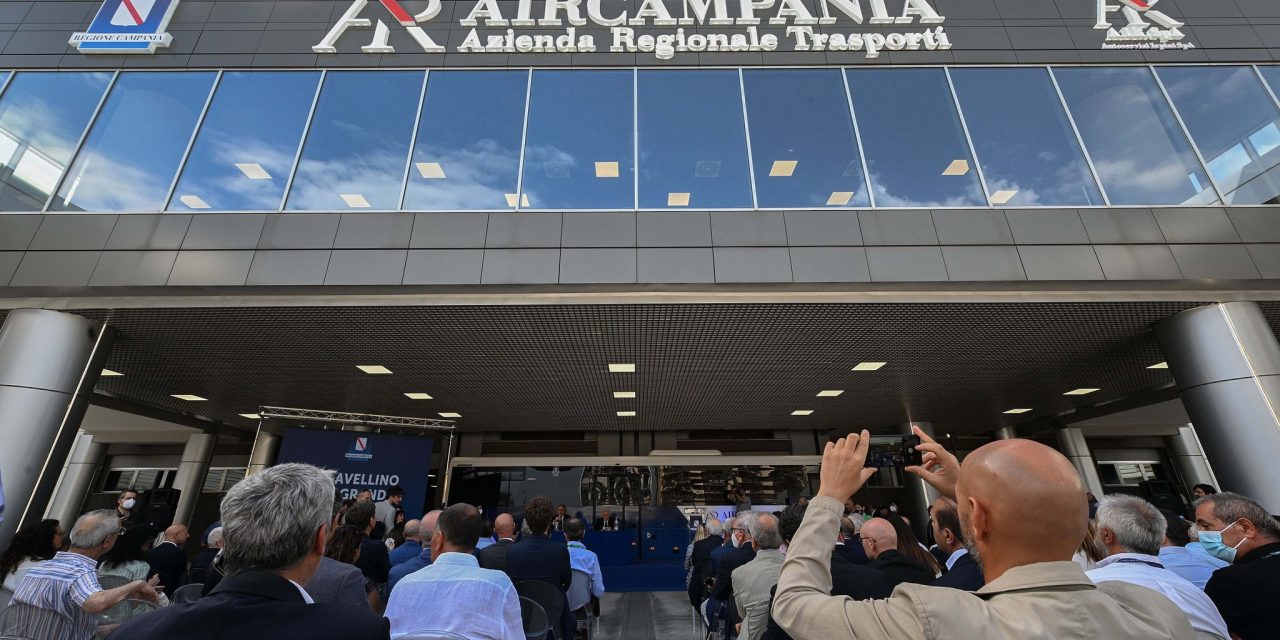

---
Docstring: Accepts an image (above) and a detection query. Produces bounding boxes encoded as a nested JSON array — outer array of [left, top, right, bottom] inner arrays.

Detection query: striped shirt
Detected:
[[10, 551, 103, 640]]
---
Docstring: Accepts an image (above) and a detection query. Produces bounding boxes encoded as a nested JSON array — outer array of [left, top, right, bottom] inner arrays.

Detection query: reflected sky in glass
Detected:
[[638, 70, 751, 209], [846, 69, 985, 207], [53, 72, 215, 212], [287, 70, 424, 211], [950, 68, 1103, 207], [1157, 66, 1280, 204], [743, 69, 866, 209], [404, 71, 527, 211], [169, 71, 320, 212], [0, 72, 110, 212], [1054, 67, 1216, 206], [522, 70, 633, 210]]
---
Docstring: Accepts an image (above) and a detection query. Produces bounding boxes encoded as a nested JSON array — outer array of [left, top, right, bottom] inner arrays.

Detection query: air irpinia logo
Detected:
[[69, 0, 180, 54], [1095, 0, 1194, 50]]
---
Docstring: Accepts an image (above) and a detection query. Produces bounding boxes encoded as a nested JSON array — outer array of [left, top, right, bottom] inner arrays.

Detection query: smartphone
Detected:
[[864, 435, 924, 468]]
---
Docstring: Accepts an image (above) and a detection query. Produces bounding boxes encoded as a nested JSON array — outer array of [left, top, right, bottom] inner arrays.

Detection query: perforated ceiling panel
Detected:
[[31, 301, 1280, 436]]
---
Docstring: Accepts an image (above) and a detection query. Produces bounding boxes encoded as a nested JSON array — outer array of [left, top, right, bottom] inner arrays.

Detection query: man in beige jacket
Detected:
[[772, 428, 1195, 640]]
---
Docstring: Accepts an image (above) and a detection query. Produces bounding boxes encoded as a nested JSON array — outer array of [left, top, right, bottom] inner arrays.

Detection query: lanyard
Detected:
[[1112, 558, 1165, 569]]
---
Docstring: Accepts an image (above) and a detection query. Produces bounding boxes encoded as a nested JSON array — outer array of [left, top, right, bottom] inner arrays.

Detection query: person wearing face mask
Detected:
[[115, 489, 140, 528], [1194, 492, 1280, 639], [712, 512, 758, 637]]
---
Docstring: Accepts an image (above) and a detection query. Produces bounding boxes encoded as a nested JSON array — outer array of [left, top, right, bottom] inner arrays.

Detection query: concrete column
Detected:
[[45, 431, 108, 530], [1155, 302, 1280, 512], [899, 422, 937, 543], [246, 430, 280, 476], [1166, 425, 1218, 495], [1055, 427, 1105, 498], [993, 426, 1018, 440], [172, 434, 216, 526], [0, 309, 114, 550]]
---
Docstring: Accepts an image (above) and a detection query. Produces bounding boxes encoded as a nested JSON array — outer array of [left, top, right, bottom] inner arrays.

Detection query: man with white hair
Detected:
[[9, 509, 159, 639], [191, 526, 223, 583], [1088, 494, 1228, 640], [106, 463, 389, 639], [688, 517, 725, 609], [732, 513, 785, 640]]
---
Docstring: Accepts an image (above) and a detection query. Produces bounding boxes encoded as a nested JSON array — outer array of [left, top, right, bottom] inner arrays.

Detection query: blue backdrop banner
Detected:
[[277, 428, 434, 519]]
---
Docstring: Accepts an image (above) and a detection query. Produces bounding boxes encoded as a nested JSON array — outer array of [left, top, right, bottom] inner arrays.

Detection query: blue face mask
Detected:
[[1199, 521, 1245, 563]]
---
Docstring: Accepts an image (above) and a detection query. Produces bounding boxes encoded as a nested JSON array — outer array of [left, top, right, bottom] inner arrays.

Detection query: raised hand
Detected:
[[816, 430, 879, 503], [904, 425, 960, 500]]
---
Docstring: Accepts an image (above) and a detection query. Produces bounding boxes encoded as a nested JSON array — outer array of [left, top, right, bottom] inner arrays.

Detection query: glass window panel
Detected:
[[1259, 66, 1280, 99], [950, 68, 1104, 207], [1156, 66, 1280, 205], [521, 70, 633, 210], [845, 69, 985, 207], [741, 69, 866, 209], [0, 72, 110, 211], [52, 72, 214, 212], [403, 71, 527, 210], [169, 71, 320, 212], [638, 70, 751, 209], [286, 70, 424, 211], [1053, 67, 1216, 206]]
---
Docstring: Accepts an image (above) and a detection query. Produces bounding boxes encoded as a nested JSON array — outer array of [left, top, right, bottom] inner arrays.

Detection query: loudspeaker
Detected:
[[132, 488, 181, 530], [1140, 480, 1188, 518]]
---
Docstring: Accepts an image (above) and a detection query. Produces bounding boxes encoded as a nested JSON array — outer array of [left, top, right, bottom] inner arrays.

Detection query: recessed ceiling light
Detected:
[[608, 363, 635, 373], [826, 191, 854, 206], [1003, 408, 1033, 414], [439, 412, 461, 418], [1064, 388, 1100, 396], [404, 392, 433, 400], [239, 413, 262, 420], [235, 162, 272, 180], [595, 161, 619, 178], [179, 194, 209, 209], [942, 159, 969, 176], [989, 189, 1018, 204], [791, 410, 814, 416], [356, 365, 392, 374], [617, 411, 636, 417], [1148, 362, 1168, 369], [667, 192, 690, 206], [341, 193, 370, 208], [100, 369, 123, 377], [769, 160, 797, 177], [817, 390, 845, 397], [415, 162, 446, 179], [504, 193, 530, 207], [172, 394, 207, 401], [613, 391, 636, 399], [852, 362, 887, 371]]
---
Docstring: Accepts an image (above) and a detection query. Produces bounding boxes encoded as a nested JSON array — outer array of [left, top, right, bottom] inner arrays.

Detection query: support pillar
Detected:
[[1166, 425, 1218, 495], [1155, 302, 1280, 511], [0, 309, 113, 550], [899, 422, 937, 542], [246, 430, 280, 476], [45, 431, 107, 531], [1055, 427, 1105, 498], [172, 434, 216, 526], [993, 426, 1018, 440]]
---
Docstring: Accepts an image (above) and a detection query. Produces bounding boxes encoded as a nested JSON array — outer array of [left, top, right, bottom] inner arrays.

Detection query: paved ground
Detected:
[[597, 591, 699, 640]]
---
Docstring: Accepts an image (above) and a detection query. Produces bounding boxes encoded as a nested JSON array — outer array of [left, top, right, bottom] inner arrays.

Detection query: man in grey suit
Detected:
[[305, 555, 370, 610]]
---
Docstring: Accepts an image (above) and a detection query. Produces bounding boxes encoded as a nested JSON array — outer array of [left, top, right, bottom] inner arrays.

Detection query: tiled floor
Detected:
[[596, 591, 698, 640]]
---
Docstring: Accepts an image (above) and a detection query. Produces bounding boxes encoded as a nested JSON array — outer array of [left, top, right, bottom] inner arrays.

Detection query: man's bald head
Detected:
[[956, 439, 1088, 579], [165, 524, 189, 545], [859, 518, 897, 559], [421, 510, 443, 539], [494, 513, 516, 538], [403, 519, 422, 540]]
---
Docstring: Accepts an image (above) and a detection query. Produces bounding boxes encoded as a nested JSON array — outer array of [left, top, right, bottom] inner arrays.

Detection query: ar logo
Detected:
[[315, 0, 445, 54], [1095, 0, 1186, 44]]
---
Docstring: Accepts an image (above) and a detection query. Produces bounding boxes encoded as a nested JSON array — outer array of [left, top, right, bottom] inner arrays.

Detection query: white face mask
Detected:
[[731, 534, 742, 548], [889, 505, 898, 513], [122, 498, 136, 510]]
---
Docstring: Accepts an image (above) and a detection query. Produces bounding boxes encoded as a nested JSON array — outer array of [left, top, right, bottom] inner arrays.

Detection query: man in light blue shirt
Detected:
[[1157, 509, 1227, 589], [385, 504, 522, 640], [564, 518, 605, 611]]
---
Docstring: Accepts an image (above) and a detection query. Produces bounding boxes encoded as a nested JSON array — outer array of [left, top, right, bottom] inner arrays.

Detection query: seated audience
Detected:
[[190, 526, 222, 583], [344, 500, 391, 585], [687, 518, 724, 609], [836, 516, 868, 564], [388, 519, 422, 567], [106, 463, 388, 639], [928, 496, 983, 591], [1158, 510, 1225, 589], [859, 518, 935, 587], [386, 510, 441, 592], [564, 517, 605, 611], [507, 496, 574, 639], [772, 429, 1195, 640], [476, 518, 496, 550], [732, 513, 785, 640], [1195, 491, 1280, 639], [477, 513, 518, 573], [9, 509, 159, 640], [711, 512, 757, 636], [385, 503, 522, 640], [709, 516, 737, 573], [1073, 519, 1107, 571], [325, 523, 378, 609], [99, 525, 168, 606], [1088, 495, 1228, 639], [1, 518, 63, 590], [306, 553, 372, 610], [145, 524, 189, 597]]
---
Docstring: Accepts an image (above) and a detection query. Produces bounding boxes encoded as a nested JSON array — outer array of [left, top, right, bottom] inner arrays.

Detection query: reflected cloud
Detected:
[[405, 138, 520, 210]]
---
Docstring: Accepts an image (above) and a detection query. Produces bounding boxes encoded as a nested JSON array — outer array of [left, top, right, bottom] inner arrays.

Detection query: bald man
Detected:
[[477, 513, 518, 573], [860, 518, 934, 587], [387, 510, 441, 592], [146, 524, 190, 597], [773, 428, 1195, 640]]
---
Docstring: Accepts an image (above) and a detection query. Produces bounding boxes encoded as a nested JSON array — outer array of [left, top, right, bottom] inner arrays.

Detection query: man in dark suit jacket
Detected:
[[476, 513, 518, 573], [506, 497, 573, 640], [861, 518, 936, 587], [837, 517, 870, 564], [305, 556, 370, 609], [108, 463, 389, 640], [687, 520, 725, 608], [928, 496, 984, 591], [146, 524, 190, 597], [592, 510, 621, 531], [345, 501, 391, 584]]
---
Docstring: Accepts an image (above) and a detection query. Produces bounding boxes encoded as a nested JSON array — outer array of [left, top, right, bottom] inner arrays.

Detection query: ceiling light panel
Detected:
[[1063, 388, 1099, 396], [769, 160, 797, 177], [504, 193, 531, 207], [613, 391, 636, 399], [416, 162, 446, 179], [235, 162, 272, 180], [172, 394, 207, 401], [1003, 408, 1032, 414], [357, 365, 392, 374], [340, 193, 370, 208], [826, 191, 854, 206], [1148, 362, 1168, 369], [239, 413, 262, 419], [989, 189, 1018, 204], [608, 363, 635, 373], [667, 192, 690, 206], [617, 411, 636, 417], [595, 161, 619, 178], [439, 412, 461, 418], [791, 410, 814, 416], [179, 195, 209, 209], [404, 392, 433, 400], [852, 362, 887, 371], [817, 390, 845, 397], [100, 369, 123, 377], [942, 159, 969, 176]]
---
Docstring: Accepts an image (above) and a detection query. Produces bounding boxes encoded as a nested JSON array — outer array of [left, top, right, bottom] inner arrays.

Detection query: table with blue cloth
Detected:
[[550, 530, 637, 565]]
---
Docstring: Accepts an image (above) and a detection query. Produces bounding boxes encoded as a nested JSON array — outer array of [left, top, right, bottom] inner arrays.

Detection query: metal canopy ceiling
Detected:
[[50, 301, 1278, 438]]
